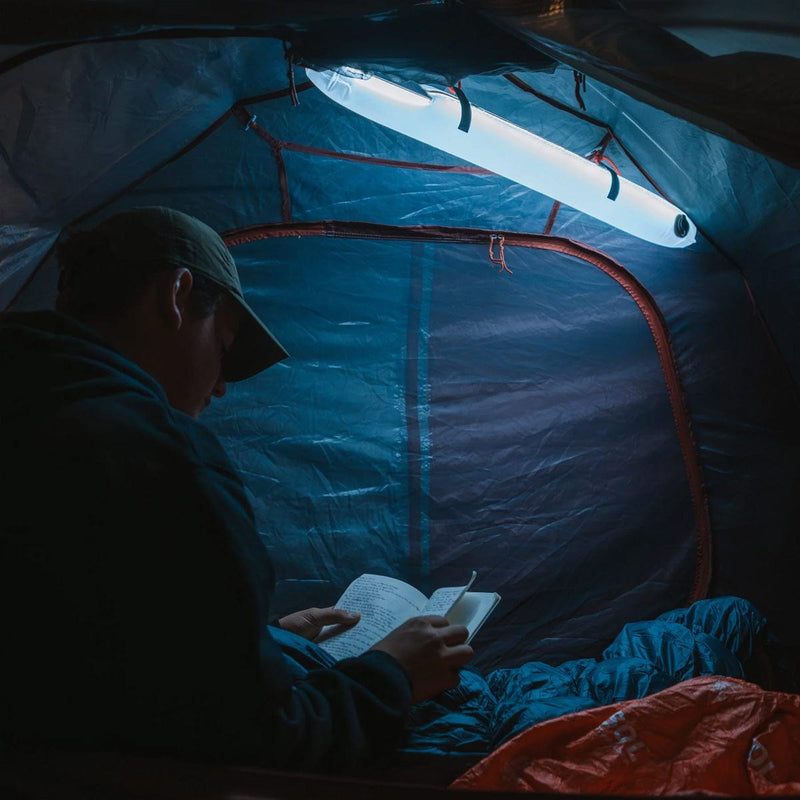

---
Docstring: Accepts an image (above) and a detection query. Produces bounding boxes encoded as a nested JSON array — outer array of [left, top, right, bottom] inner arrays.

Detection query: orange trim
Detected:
[[223, 220, 712, 602]]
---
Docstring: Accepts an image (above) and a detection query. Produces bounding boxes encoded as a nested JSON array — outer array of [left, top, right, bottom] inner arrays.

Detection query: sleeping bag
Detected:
[[273, 595, 766, 782], [451, 676, 800, 795]]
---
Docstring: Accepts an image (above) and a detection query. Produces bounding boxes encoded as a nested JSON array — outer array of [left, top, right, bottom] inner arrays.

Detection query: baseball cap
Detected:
[[94, 206, 288, 381]]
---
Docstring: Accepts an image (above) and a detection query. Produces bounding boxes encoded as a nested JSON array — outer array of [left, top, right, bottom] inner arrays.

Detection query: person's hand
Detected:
[[278, 607, 361, 641], [369, 616, 473, 703]]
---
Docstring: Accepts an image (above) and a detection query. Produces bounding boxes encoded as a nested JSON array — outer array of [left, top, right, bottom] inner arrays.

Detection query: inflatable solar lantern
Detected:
[[306, 67, 697, 249]]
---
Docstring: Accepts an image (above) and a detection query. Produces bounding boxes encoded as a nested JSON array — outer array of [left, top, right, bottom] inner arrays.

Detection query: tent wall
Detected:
[[3, 25, 800, 666]]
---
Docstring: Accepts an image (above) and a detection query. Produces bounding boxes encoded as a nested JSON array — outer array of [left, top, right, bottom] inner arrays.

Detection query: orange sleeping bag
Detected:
[[451, 676, 800, 795]]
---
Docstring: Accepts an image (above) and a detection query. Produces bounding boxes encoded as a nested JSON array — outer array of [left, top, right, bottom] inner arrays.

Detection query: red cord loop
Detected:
[[590, 150, 620, 174], [489, 234, 512, 274]]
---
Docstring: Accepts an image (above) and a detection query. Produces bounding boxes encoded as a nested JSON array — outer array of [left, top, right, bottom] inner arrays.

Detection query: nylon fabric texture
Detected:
[[451, 675, 800, 795]]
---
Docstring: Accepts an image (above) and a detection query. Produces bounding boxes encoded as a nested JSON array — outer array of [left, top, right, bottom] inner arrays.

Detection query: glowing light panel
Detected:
[[307, 67, 696, 248]]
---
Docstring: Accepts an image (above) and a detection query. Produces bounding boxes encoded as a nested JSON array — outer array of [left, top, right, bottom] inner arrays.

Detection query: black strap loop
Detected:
[[598, 161, 620, 201], [283, 41, 299, 106], [453, 86, 472, 133]]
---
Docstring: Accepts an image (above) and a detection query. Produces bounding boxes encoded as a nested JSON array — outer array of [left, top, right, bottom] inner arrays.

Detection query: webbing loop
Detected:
[[590, 150, 621, 201], [453, 86, 472, 133], [573, 71, 587, 111], [283, 42, 299, 106]]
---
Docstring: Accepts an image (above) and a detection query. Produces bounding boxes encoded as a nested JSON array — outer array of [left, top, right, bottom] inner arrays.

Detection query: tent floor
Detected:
[[0, 747, 769, 800]]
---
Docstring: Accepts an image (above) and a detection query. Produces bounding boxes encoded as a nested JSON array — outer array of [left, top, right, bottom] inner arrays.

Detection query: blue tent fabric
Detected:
[[6, 43, 798, 659], [202, 229, 710, 669], [2, 5, 800, 786]]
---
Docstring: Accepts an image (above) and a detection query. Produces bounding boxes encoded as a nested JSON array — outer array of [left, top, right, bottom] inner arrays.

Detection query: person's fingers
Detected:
[[311, 607, 360, 626], [307, 607, 361, 632], [442, 643, 474, 667], [443, 668, 465, 691], [438, 623, 469, 646], [418, 615, 451, 628]]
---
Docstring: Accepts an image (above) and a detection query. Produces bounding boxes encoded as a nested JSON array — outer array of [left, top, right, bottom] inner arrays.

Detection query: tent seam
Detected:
[[223, 220, 713, 604]]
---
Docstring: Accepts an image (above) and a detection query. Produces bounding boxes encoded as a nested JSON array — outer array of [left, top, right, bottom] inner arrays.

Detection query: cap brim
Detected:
[[223, 297, 289, 382]]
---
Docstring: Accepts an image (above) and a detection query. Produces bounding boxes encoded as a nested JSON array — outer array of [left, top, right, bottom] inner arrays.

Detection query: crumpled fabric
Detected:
[[403, 596, 764, 757], [451, 675, 800, 795], [274, 596, 767, 772]]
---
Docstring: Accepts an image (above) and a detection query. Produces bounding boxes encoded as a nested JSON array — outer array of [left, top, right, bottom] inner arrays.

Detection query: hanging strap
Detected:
[[573, 71, 587, 111], [489, 234, 512, 273], [590, 148, 621, 201], [453, 85, 472, 133], [283, 42, 299, 107], [597, 161, 620, 200]]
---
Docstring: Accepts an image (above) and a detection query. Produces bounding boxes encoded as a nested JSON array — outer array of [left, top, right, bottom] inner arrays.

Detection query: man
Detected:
[[0, 206, 473, 771]]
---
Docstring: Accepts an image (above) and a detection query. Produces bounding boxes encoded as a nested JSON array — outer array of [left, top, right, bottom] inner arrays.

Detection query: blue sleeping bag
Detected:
[[271, 596, 765, 777]]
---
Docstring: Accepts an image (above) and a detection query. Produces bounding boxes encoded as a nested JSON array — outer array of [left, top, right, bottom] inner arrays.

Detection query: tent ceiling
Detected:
[[2, 2, 799, 166]]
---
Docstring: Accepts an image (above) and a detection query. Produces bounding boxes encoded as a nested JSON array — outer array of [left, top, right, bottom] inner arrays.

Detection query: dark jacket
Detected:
[[0, 311, 411, 771]]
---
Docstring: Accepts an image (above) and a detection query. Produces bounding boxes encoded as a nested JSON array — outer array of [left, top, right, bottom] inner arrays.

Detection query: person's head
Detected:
[[55, 206, 287, 417]]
